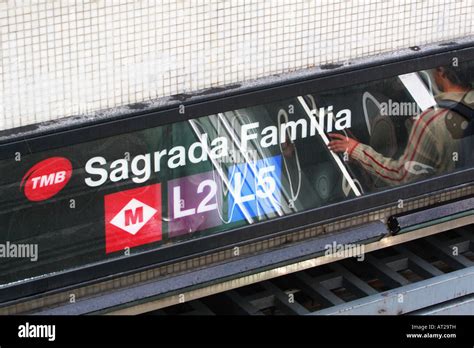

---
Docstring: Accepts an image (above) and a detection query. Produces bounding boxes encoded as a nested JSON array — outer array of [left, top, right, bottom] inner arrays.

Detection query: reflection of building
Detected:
[[0, 2, 473, 318]]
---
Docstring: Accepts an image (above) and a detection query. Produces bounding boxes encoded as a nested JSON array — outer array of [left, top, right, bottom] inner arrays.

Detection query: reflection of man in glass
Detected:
[[328, 65, 474, 185]]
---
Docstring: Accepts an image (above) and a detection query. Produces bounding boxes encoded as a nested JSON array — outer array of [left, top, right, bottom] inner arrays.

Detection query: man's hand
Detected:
[[281, 138, 295, 158], [327, 133, 359, 156]]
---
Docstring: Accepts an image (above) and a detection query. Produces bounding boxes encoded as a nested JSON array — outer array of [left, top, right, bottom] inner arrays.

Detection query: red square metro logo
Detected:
[[104, 184, 162, 254]]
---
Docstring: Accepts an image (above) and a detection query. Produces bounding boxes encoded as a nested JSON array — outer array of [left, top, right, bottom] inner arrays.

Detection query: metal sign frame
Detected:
[[1, 41, 474, 303]]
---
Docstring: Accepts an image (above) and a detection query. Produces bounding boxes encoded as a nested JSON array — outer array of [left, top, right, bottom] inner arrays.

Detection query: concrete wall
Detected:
[[0, 0, 473, 130]]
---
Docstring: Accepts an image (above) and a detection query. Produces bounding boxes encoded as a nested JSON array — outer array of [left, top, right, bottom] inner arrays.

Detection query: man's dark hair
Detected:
[[442, 64, 473, 88]]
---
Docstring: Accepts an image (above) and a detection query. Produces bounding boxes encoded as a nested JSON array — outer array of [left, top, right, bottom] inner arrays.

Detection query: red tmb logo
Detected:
[[104, 184, 162, 254], [21, 157, 73, 201]]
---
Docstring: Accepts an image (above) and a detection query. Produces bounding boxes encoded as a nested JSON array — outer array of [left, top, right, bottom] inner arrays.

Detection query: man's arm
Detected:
[[328, 108, 448, 185]]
